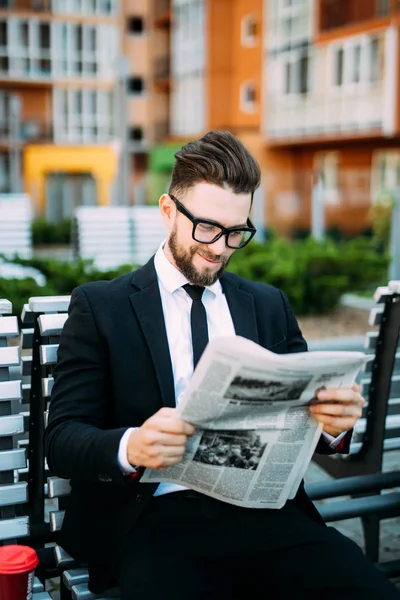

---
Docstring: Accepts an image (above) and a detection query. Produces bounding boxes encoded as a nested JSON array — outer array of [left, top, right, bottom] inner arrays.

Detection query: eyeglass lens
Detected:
[[194, 222, 252, 248]]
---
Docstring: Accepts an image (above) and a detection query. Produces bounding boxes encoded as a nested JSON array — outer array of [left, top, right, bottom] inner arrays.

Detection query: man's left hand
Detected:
[[308, 382, 365, 438]]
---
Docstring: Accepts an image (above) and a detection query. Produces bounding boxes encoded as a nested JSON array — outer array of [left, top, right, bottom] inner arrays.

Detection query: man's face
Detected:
[[162, 182, 252, 286]]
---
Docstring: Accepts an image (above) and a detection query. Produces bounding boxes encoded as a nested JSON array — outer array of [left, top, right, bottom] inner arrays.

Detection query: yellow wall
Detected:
[[23, 145, 118, 214]]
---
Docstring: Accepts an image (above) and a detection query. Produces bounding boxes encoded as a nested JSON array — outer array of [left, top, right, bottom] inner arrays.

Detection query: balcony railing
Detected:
[[153, 119, 169, 143], [320, 0, 391, 31], [154, 55, 170, 81], [0, 119, 53, 144], [266, 85, 384, 141], [0, 0, 52, 10]]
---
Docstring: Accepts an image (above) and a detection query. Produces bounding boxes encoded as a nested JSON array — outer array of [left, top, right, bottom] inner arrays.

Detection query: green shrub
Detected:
[[32, 219, 72, 245], [1, 236, 390, 317], [228, 236, 389, 315]]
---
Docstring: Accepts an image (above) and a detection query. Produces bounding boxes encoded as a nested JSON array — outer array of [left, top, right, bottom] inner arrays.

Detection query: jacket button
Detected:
[[135, 493, 144, 503]]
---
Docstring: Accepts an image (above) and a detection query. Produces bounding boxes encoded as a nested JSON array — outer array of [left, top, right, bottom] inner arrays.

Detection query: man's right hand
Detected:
[[127, 407, 195, 469]]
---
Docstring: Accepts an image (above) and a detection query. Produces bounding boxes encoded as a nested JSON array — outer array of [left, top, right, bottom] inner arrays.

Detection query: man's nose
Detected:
[[207, 235, 228, 255]]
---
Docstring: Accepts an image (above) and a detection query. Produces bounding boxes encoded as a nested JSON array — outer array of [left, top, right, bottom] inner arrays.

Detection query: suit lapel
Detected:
[[129, 260, 176, 408], [221, 274, 259, 344]]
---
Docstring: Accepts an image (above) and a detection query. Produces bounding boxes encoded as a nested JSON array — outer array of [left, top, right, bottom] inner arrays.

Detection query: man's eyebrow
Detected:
[[198, 216, 248, 229]]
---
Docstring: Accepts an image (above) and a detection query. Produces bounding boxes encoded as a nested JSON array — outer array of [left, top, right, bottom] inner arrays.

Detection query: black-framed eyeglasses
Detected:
[[169, 194, 256, 249]]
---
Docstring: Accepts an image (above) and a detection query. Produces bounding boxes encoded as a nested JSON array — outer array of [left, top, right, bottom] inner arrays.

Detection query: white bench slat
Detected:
[[40, 344, 58, 365], [38, 313, 68, 336], [350, 437, 400, 454], [54, 545, 76, 568], [0, 516, 29, 541], [0, 414, 25, 436], [0, 300, 12, 314], [361, 374, 400, 400], [71, 583, 120, 600], [21, 328, 34, 349], [0, 380, 22, 401], [0, 346, 20, 367], [373, 286, 393, 303], [0, 448, 26, 471], [29, 296, 71, 313], [368, 307, 384, 327], [42, 377, 54, 398], [33, 577, 44, 593], [0, 482, 28, 506], [50, 510, 65, 532], [0, 316, 19, 338], [21, 304, 35, 325], [355, 414, 400, 435], [388, 280, 400, 293], [22, 356, 32, 376], [32, 593, 53, 600], [47, 476, 71, 498], [364, 332, 378, 351], [62, 568, 89, 590]]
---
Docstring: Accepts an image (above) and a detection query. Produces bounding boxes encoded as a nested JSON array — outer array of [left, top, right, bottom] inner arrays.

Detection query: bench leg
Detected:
[[60, 578, 73, 600], [361, 514, 381, 563]]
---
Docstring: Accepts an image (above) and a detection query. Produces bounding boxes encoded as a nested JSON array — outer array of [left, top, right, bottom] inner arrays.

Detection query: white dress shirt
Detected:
[[118, 242, 346, 494]]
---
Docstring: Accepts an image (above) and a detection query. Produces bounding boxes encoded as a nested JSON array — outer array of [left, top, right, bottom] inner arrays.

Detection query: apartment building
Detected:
[[264, 0, 400, 235], [149, 0, 264, 202], [0, 0, 123, 219]]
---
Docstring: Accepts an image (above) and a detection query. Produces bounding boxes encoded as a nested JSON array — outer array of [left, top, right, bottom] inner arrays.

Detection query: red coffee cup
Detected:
[[0, 545, 39, 600]]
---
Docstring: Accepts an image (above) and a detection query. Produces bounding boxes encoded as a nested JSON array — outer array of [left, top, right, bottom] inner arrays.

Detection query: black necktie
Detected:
[[183, 284, 209, 369]]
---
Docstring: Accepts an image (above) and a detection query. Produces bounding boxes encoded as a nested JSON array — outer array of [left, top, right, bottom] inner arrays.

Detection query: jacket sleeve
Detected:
[[280, 289, 353, 455], [45, 286, 128, 485]]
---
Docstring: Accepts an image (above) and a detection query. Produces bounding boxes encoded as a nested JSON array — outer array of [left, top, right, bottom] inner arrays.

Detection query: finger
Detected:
[[311, 413, 357, 432], [142, 431, 190, 447], [309, 403, 362, 418], [352, 382, 360, 393], [317, 388, 365, 405], [149, 417, 195, 436]]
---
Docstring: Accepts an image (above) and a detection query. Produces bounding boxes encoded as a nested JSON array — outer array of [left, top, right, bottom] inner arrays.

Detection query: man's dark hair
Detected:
[[169, 130, 261, 199]]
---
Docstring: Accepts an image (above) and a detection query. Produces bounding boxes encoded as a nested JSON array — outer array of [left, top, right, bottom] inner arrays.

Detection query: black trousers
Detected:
[[118, 491, 400, 600]]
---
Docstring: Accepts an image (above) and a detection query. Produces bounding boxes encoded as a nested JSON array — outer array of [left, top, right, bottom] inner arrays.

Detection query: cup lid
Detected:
[[0, 545, 39, 574]]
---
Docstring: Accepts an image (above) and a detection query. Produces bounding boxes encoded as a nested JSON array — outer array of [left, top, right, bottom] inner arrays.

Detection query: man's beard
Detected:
[[168, 227, 230, 286]]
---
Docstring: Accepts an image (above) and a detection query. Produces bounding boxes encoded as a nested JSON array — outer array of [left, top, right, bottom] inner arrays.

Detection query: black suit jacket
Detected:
[[45, 258, 350, 592]]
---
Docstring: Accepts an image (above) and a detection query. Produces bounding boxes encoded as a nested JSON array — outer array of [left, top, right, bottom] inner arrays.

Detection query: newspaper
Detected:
[[141, 336, 370, 509]]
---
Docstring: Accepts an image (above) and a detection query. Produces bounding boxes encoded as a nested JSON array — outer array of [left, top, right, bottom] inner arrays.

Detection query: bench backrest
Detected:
[[0, 299, 29, 545], [0, 194, 33, 259], [314, 282, 400, 478], [72, 205, 166, 269]]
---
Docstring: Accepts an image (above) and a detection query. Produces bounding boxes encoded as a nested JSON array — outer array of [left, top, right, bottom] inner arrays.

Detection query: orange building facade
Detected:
[[263, 0, 400, 235]]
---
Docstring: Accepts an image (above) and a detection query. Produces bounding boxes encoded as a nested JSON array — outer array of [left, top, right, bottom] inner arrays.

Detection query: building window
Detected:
[[284, 62, 292, 94], [241, 15, 257, 46], [127, 76, 144, 94], [315, 152, 340, 205], [129, 126, 143, 141], [299, 54, 309, 94], [334, 47, 344, 86], [377, 0, 390, 16], [127, 17, 144, 35], [353, 44, 361, 83], [240, 83, 256, 113], [0, 21, 7, 47], [372, 151, 400, 203], [0, 153, 11, 193], [369, 37, 381, 82]]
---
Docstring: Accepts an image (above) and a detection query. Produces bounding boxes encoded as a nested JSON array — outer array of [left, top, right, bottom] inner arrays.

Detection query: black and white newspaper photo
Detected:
[[141, 335, 371, 508]]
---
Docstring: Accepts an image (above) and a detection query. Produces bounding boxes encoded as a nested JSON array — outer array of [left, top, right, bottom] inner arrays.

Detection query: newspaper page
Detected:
[[141, 336, 370, 509]]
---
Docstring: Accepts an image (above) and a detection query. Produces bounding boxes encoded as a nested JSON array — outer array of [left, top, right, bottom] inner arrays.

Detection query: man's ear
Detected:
[[159, 194, 175, 229]]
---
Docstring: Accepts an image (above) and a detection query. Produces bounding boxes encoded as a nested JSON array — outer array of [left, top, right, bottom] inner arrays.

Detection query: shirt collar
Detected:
[[154, 241, 223, 297]]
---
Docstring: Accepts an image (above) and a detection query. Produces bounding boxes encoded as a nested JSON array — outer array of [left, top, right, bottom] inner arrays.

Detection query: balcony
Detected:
[[320, 0, 391, 32], [153, 119, 170, 143], [154, 0, 171, 28], [0, 0, 52, 11], [266, 85, 384, 143], [0, 119, 53, 145], [154, 55, 171, 92]]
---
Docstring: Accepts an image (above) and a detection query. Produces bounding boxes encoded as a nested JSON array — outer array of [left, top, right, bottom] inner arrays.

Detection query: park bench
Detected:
[[0, 194, 33, 259], [312, 280, 400, 565], [0, 299, 54, 600], [1, 281, 400, 598], [72, 205, 166, 270]]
